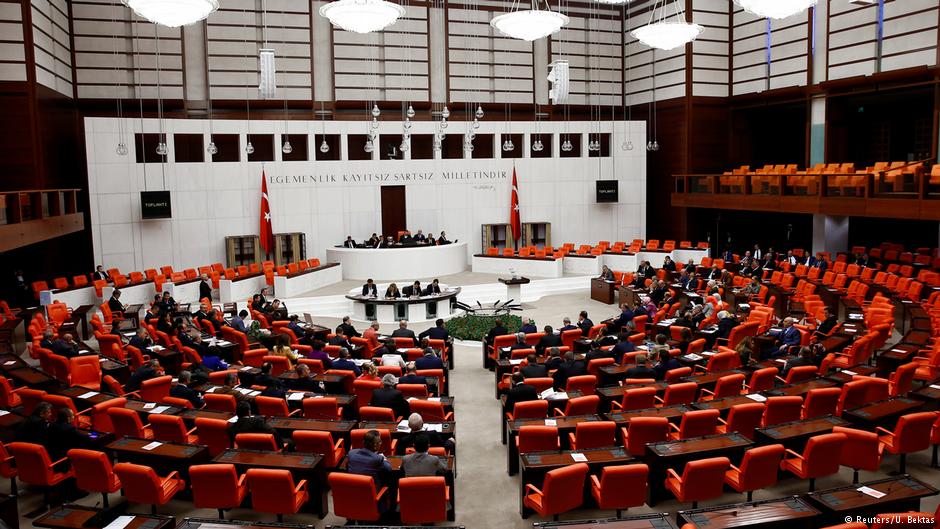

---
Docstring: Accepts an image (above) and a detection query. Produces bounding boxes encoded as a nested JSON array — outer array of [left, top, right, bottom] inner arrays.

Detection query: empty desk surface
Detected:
[[806, 476, 938, 524], [646, 432, 753, 506], [35, 504, 175, 529], [843, 397, 924, 428], [606, 405, 693, 426], [755, 415, 849, 449], [530, 514, 678, 529], [677, 496, 820, 529], [213, 449, 327, 518], [507, 414, 603, 476], [178, 518, 314, 529], [765, 378, 838, 397]]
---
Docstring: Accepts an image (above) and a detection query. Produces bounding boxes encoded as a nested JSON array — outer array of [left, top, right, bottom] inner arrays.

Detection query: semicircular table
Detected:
[[326, 242, 469, 281], [345, 285, 462, 324]]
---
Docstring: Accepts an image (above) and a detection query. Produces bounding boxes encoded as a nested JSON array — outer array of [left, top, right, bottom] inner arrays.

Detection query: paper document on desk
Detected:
[[929, 384, 940, 390], [2, 361, 15, 366], [428, 397, 441, 402], [103, 516, 136, 529], [149, 345, 164, 351], [841, 370, 857, 376], [78, 391, 99, 399], [509, 359, 524, 365], [151, 406, 170, 414], [546, 391, 568, 401], [426, 423, 443, 432], [544, 419, 557, 427], [745, 394, 767, 402], [141, 442, 162, 451], [287, 392, 305, 401], [685, 354, 703, 362], [397, 420, 411, 431], [0, 410, 9, 416], [539, 388, 554, 399], [143, 402, 156, 409], [570, 453, 588, 462], [857, 486, 886, 499]]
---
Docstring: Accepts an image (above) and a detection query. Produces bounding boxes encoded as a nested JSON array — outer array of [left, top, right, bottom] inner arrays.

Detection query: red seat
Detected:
[[568, 421, 616, 450], [255, 396, 298, 417], [723, 444, 785, 501], [507, 400, 549, 421], [782, 366, 818, 385], [190, 463, 248, 519], [113, 462, 185, 513], [565, 375, 597, 396], [555, 395, 600, 417], [669, 409, 720, 440], [590, 463, 648, 517], [621, 417, 670, 457], [204, 394, 237, 414], [108, 407, 153, 439], [657, 382, 697, 407], [523, 462, 589, 519], [761, 396, 803, 427], [802, 388, 841, 419], [0, 443, 16, 495], [353, 379, 382, 409], [398, 476, 449, 524], [139, 376, 172, 402], [302, 397, 343, 420], [69, 356, 102, 390], [8, 442, 73, 510], [716, 403, 765, 440], [195, 417, 231, 457], [0, 376, 22, 409], [665, 456, 731, 508], [780, 432, 847, 491], [877, 411, 937, 473], [699, 374, 745, 401], [744, 367, 778, 394], [149, 414, 197, 444], [612, 387, 657, 411], [409, 399, 453, 422], [833, 426, 883, 483], [888, 362, 917, 396], [360, 406, 398, 422], [328, 473, 386, 523], [245, 468, 308, 522], [292, 431, 346, 467], [517, 426, 560, 453], [235, 433, 281, 452]]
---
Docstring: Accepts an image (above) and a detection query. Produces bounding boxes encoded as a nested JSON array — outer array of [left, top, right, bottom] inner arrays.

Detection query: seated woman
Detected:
[[385, 283, 401, 298], [271, 333, 298, 370], [358, 362, 380, 381]]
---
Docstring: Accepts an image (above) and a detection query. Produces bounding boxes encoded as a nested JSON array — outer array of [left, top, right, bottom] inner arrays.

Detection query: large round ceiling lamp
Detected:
[[630, 0, 703, 51], [733, 0, 816, 20], [122, 0, 219, 27], [491, 0, 569, 41], [319, 0, 406, 34]]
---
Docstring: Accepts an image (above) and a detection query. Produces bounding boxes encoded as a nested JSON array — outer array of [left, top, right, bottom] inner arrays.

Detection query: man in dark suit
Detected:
[[766, 317, 802, 359], [611, 333, 636, 364], [423, 279, 442, 295], [371, 374, 410, 419], [169, 370, 204, 408], [230, 310, 249, 333], [402, 281, 422, 297], [625, 354, 656, 379], [395, 413, 455, 455], [129, 329, 153, 351], [552, 351, 587, 390], [107, 290, 125, 315], [484, 319, 508, 345], [399, 232, 414, 244], [508, 332, 530, 354], [413, 230, 427, 243], [126, 359, 162, 392], [288, 363, 325, 393], [228, 401, 284, 446], [379, 236, 394, 248], [519, 317, 537, 334], [50, 333, 79, 358], [46, 408, 95, 460], [609, 304, 634, 333], [340, 316, 361, 338], [782, 346, 815, 377], [40, 329, 57, 351], [419, 319, 449, 342], [559, 318, 577, 332], [329, 326, 354, 350], [331, 348, 361, 376], [344, 236, 357, 248], [215, 372, 250, 404], [93, 265, 110, 281], [391, 320, 418, 345], [414, 348, 444, 370], [577, 311, 593, 335], [715, 311, 739, 342], [535, 325, 562, 354], [253, 362, 284, 392], [544, 347, 564, 370], [519, 354, 548, 378], [504, 373, 537, 413], [361, 279, 378, 297], [199, 274, 212, 301], [399, 364, 427, 385], [814, 307, 839, 338]]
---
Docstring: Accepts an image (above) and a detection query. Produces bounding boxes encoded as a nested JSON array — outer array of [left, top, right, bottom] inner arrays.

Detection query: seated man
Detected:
[[764, 317, 801, 359], [519, 317, 537, 334], [228, 400, 284, 446], [519, 354, 548, 379], [625, 354, 656, 379], [414, 347, 444, 370], [348, 429, 393, 488], [230, 310, 249, 333], [396, 413, 456, 455], [419, 318, 449, 342], [484, 319, 508, 346], [288, 363, 325, 393], [399, 363, 427, 385], [610, 332, 636, 364], [331, 348, 361, 376], [126, 359, 163, 392], [552, 351, 587, 390], [423, 279, 442, 295], [535, 325, 562, 355], [391, 319, 418, 344], [402, 433, 448, 477], [504, 372, 537, 412], [402, 281, 423, 297], [370, 374, 410, 419], [169, 370, 204, 408], [813, 307, 839, 338], [507, 332, 530, 356], [361, 279, 378, 297]]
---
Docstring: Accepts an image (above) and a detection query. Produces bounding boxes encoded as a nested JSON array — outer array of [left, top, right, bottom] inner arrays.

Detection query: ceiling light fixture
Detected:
[[733, 0, 816, 20], [491, 0, 569, 41], [630, 0, 703, 51], [319, 0, 405, 34], [122, 0, 219, 27]]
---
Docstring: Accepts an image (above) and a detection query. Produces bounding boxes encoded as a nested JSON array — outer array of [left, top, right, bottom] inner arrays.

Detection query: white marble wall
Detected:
[[85, 118, 647, 274]]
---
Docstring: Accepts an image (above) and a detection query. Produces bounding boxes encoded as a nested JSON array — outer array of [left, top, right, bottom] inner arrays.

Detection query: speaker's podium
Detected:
[[591, 278, 616, 304]]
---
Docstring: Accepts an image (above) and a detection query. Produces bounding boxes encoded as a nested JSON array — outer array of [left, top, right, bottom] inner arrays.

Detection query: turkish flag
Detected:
[[510, 168, 520, 242], [259, 171, 274, 255]]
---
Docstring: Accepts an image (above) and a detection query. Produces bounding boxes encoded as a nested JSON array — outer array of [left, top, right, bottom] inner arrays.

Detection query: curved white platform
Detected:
[[326, 242, 469, 281]]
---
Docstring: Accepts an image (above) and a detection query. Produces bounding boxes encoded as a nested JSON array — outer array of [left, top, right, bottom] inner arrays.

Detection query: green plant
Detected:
[[445, 314, 523, 341]]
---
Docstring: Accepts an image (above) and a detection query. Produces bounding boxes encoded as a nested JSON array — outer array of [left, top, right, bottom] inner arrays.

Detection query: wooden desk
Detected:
[[910, 382, 940, 411], [806, 475, 939, 525], [592, 278, 617, 304], [598, 383, 668, 411], [35, 504, 175, 529], [213, 449, 327, 518], [122, 400, 184, 419], [646, 433, 752, 505], [520, 447, 633, 518], [754, 415, 848, 450], [824, 365, 879, 384], [605, 405, 692, 430], [106, 437, 209, 478], [5, 365, 57, 389], [693, 395, 764, 416], [178, 408, 234, 425], [843, 397, 924, 429], [56, 386, 116, 410], [507, 414, 603, 476], [531, 514, 678, 529], [178, 519, 313, 529], [677, 496, 820, 529], [765, 377, 838, 397], [358, 420, 455, 440], [266, 417, 356, 447], [0, 411, 24, 442], [877, 343, 921, 375]]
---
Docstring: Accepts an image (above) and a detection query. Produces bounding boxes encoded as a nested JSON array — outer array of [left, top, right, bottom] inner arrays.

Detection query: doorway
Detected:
[[380, 185, 407, 238]]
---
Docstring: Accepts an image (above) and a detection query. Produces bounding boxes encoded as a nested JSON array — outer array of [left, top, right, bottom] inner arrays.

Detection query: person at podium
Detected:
[[423, 279, 442, 295], [362, 278, 378, 297], [413, 230, 427, 243], [437, 231, 450, 244], [403, 281, 422, 297], [598, 265, 615, 281], [399, 231, 413, 244], [385, 283, 401, 298]]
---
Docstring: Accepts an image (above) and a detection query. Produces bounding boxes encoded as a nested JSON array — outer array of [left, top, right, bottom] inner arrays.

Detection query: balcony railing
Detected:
[[0, 189, 85, 252]]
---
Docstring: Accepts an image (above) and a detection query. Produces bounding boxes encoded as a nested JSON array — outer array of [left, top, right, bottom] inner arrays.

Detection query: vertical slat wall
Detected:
[[691, 0, 728, 98], [624, 0, 686, 105], [447, 1, 534, 104], [767, 12, 809, 90], [72, 0, 183, 100], [207, 0, 312, 100], [0, 1, 27, 82], [333, 3, 429, 102], [31, 0, 72, 96], [827, 1, 877, 80], [880, 0, 938, 72], [730, 5, 766, 96], [550, 3, 622, 106]]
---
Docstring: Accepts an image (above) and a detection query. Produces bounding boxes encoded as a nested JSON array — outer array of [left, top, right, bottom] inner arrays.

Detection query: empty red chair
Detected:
[[612, 387, 657, 411], [245, 468, 308, 522], [302, 397, 342, 420], [139, 375, 172, 402], [555, 395, 600, 417], [328, 473, 386, 523], [622, 417, 670, 457], [409, 399, 453, 422], [761, 396, 803, 427], [195, 417, 231, 457], [292, 431, 346, 467], [0, 376, 22, 408], [0, 443, 16, 496], [517, 426, 559, 453], [877, 411, 937, 473], [724, 444, 785, 501], [149, 414, 197, 444], [717, 403, 765, 440], [69, 356, 102, 390], [68, 448, 123, 508], [802, 388, 841, 419], [782, 366, 818, 385], [360, 406, 398, 422], [108, 407, 153, 439], [113, 462, 185, 513], [699, 374, 745, 401], [888, 362, 917, 396], [833, 426, 883, 483], [523, 463, 590, 520], [669, 409, 720, 440], [780, 432, 847, 491], [507, 400, 549, 423], [190, 464, 248, 519], [665, 456, 731, 508], [7, 442, 73, 511], [398, 476, 449, 524], [565, 375, 597, 396], [590, 463, 648, 518], [235, 433, 281, 452], [657, 383, 697, 407], [744, 367, 778, 394], [255, 396, 297, 417], [568, 421, 616, 450], [204, 393, 237, 414]]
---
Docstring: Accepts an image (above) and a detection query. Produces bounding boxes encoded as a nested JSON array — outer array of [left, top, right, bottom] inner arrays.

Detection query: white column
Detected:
[[812, 215, 849, 257], [428, 6, 447, 104]]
